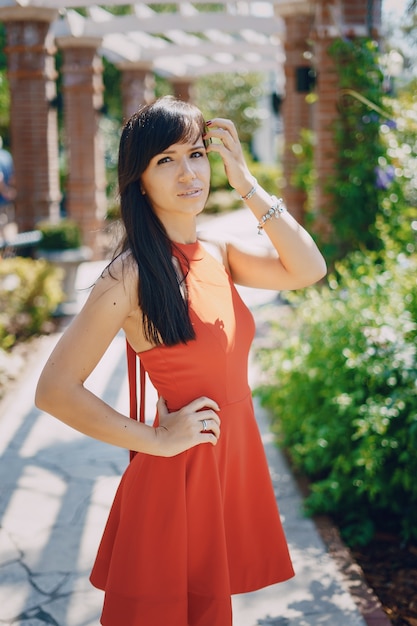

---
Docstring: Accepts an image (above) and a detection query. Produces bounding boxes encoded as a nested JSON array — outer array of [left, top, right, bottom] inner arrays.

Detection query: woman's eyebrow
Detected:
[[158, 143, 204, 155]]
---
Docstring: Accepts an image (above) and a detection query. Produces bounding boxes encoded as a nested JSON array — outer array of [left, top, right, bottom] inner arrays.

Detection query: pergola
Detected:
[[0, 0, 383, 254], [55, 3, 284, 77]]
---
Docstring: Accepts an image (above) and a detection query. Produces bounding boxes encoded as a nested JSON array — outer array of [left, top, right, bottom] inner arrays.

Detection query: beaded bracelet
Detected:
[[257, 196, 287, 235], [240, 178, 258, 201]]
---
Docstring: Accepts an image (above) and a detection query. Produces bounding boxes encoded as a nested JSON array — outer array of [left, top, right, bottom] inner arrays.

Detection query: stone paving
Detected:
[[0, 210, 371, 625]]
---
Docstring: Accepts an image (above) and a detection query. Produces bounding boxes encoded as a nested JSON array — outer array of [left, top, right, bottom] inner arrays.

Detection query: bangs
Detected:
[[138, 98, 206, 169], [174, 111, 204, 145], [152, 101, 205, 150]]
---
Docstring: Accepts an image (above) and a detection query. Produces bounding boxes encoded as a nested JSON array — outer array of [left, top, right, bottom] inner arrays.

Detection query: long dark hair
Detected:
[[116, 96, 207, 346]]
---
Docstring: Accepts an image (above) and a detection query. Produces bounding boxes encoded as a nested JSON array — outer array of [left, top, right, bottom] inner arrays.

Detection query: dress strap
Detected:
[[126, 339, 146, 461]]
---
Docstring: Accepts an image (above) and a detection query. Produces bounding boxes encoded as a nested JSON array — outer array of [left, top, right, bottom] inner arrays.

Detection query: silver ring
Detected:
[[201, 419, 207, 431]]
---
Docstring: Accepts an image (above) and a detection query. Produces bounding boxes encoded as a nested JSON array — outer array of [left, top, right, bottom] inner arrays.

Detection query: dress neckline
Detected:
[[172, 239, 205, 261]]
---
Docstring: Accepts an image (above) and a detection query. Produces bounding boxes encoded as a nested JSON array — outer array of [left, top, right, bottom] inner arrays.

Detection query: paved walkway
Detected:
[[0, 210, 372, 625]]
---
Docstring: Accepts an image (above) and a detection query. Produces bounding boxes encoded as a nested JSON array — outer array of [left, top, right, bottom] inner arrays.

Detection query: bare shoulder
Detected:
[[198, 229, 276, 273], [39, 253, 140, 383], [197, 230, 229, 270], [89, 252, 138, 309]]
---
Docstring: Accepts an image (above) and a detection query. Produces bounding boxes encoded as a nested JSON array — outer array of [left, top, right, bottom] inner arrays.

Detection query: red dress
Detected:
[[90, 241, 294, 625]]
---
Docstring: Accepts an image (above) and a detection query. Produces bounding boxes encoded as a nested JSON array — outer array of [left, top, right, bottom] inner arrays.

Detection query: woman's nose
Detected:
[[179, 159, 196, 181]]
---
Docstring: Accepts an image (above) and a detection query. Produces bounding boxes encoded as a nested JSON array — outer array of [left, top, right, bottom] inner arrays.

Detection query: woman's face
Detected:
[[140, 135, 211, 223]]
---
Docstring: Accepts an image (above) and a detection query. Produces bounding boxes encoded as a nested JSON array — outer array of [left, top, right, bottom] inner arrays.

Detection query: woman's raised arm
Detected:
[[204, 118, 327, 290]]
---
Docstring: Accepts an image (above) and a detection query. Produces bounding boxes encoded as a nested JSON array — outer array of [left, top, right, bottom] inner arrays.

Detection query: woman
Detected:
[[36, 96, 326, 625]]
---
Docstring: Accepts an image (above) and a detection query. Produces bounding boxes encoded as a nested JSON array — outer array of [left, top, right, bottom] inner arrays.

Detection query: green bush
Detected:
[[0, 257, 64, 349], [291, 38, 417, 267], [325, 38, 387, 261], [38, 219, 82, 251], [255, 251, 417, 546]]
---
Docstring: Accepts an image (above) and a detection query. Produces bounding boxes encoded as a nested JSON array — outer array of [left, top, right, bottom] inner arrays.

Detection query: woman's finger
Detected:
[[199, 416, 220, 434], [156, 395, 168, 418], [205, 128, 234, 151], [199, 419, 220, 440], [206, 118, 239, 141], [185, 396, 220, 414]]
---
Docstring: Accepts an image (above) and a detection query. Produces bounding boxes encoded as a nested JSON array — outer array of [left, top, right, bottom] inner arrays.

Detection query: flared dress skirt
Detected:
[[90, 240, 294, 625]]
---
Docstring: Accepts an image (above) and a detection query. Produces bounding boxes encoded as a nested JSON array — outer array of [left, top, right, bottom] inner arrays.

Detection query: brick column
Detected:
[[171, 79, 195, 103], [118, 62, 155, 122], [343, 0, 381, 35], [310, 24, 339, 240], [311, 0, 382, 241], [278, 4, 315, 224], [57, 37, 107, 255], [0, 7, 61, 231]]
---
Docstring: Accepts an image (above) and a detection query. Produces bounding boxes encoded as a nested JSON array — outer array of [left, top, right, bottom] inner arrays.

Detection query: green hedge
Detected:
[[255, 251, 417, 546], [37, 218, 82, 251], [0, 257, 64, 350]]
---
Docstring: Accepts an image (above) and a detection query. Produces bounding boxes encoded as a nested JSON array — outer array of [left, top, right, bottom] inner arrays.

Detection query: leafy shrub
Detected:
[[37, 219, 82, 251], [0, 257, 64, 350], [291, 38, 417, 267], [325, 38, 388, 261], [255, 251, 417, 546], [105, 202, 121, 222], [291, 128, 316, 215]]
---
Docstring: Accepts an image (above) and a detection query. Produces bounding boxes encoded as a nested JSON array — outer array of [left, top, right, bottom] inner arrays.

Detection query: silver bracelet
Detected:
[[240, 178, 258, 201], [257, 196, 287, 235]]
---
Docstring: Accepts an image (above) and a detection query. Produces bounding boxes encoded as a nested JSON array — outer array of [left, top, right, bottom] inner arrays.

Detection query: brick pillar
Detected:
[[310, 26, 339, 240], [278, 7, 315, 224], [57, 37, 107, 255], [118, 63, 155, 122], [311, 0, 382, 241], [171, 79, 195, 103], [343, 0, 381, 34], [0, 7, 61, 231]]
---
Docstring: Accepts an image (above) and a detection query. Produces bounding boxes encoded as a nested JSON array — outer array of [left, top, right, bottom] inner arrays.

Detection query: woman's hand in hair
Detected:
[[155, 396, 221, 457], [204, 118, 254, 199]]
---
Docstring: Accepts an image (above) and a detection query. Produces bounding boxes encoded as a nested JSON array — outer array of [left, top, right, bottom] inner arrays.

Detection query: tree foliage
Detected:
[[194, 72, 266, 144], [293, 37, 415, 266]]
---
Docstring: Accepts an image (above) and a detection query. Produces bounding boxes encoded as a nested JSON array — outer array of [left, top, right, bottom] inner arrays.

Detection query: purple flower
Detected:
[[384, 118, 397, 129], [375, 165, 395, 190]]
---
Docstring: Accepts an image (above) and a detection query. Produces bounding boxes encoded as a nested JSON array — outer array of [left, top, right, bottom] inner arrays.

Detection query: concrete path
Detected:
[[0, 210, 369, 625]]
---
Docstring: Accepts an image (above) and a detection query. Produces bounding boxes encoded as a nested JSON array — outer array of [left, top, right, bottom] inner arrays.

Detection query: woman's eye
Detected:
[[157, 156, 171, 165], [191, 151, 204, 158]]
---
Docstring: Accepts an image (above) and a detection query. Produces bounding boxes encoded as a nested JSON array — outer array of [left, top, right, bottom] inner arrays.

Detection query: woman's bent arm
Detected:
[[205, 117, 327, 291], [227, 189, 327, 291], [35, 267, 220, 457]]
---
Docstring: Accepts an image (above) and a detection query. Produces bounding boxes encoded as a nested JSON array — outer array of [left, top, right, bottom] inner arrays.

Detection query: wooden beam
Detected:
[[55, 12, 282, 37]]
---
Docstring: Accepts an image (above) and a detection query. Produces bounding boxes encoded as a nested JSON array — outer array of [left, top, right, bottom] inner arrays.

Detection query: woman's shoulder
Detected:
[[197, 230, 251, 273], [197, 231, 229, 270], [90, 251, 138, 304], [100, 250, 137, 279]]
